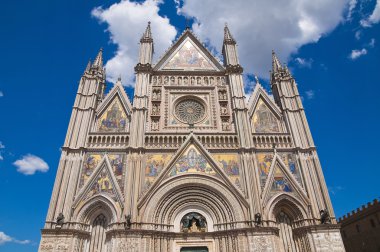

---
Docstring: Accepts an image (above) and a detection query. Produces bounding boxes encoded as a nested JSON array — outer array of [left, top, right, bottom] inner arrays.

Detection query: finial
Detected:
[[185, 17, 190, 30], [271, 50, 282, 73], [117, 75, 122, 82], [141, 21, 153, 42], [223, 23, 236, 44], [92, 47, 103, 68], [254, 75, 260, 85]]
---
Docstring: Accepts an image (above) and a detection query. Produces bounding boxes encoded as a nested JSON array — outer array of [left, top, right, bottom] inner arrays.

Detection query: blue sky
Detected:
[[0, 0, 379, 250]]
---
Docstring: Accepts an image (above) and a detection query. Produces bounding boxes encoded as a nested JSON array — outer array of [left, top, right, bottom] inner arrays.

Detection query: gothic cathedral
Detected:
[[39, 23, 345, 252]]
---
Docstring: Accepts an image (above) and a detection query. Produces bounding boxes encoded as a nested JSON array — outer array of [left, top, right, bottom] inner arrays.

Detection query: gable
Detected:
[[98, 96, 128, 132], [163, 39, 217, 71], [252, 98, 281, 133], [74, 156, 125, 208], [154, 31, 224, 71], [80, 153, 126, 193], [261, 154, 309, 206], [169, 144, 217, 176]]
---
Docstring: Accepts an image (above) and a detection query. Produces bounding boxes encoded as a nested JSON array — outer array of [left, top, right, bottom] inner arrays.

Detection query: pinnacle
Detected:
[[223, 23, 236, 44], [92, 48, 103, 68], [272, 50, 282, 73], [141, 21, 153, 42]]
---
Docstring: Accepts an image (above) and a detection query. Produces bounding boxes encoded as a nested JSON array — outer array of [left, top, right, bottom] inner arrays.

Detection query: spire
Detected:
[[140, 21, 153, 43], [272, 50, 282, 73], [254, 75, 260, 86], [223, 23, 236, 44], [92, 48, 103, 68]]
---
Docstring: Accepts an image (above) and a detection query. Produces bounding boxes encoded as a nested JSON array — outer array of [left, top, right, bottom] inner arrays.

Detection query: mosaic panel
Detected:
[[170, 145, 216, 176], [80, 154, 103, 188], [80, 153, 126, 192], [163, 40, 214, 70], [212, 154, 242, 189], [98, 98, 127, 132], [108, 154, 125, 192], [279, 153, 303, 187], [84, 168, 117, 202], [271, 165, 292, 193], [252, 99, 280, 133], [256, 153, 274, 187], [144, 153, 172, 189]]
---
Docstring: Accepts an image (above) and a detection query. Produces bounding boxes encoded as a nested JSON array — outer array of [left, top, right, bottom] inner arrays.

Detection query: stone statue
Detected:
[[320, 209, 331, 224], [125, 214, 132, 229], [56, 213, 64, 226], [254, 213, 262, 225]]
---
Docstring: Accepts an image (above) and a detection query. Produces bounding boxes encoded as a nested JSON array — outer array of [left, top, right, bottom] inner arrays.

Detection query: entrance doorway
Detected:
[[180, 247, 209, 252]]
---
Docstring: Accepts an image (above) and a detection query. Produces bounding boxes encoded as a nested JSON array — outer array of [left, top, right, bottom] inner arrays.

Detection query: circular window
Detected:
[[175, 98, 206, 124]]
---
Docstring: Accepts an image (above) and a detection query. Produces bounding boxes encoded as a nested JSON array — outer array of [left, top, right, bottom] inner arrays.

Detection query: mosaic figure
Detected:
[[164, 40, 214, 70], [256, 153, 274, 187], [213, 154, 241, 189], [252, 99, 280, 133], [144, 154, 172, 188], [170, 146, 216, 176], [99, 98, 127, 132], [271, 166, 292, 193]]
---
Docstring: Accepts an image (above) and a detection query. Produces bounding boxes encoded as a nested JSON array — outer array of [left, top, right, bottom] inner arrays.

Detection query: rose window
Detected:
[[175, 99, 205, 124]]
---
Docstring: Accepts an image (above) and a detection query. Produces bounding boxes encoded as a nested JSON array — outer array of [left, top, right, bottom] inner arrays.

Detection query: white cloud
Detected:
[[305, 90, 315, 99], [346, 0, 358, 20], [360, 0, 380, 27], [13, 154, 49, 175], [368, 38, 376, 47], [354, 30, 362, 40], [295, 57, 313, 68], [0, 231, 30, 245], [349, 48, 368, 59], [178, 0, 349, 79], [92, 0, 177, 86], [0, 141, 4, 161], [0, 91, 3, 97]]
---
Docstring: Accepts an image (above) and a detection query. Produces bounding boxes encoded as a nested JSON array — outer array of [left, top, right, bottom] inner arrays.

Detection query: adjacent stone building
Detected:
[[39, 23, 345, 251], [338, 199, 380, 252]]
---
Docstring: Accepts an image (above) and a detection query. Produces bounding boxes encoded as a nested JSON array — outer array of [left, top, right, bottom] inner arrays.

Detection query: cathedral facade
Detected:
[[39, 23, 345, 252]]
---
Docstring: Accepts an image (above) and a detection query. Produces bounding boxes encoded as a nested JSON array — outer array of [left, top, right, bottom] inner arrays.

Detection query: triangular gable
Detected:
[[73, 155, 124, 208], [96, 81, 132, 132], [97, 80, 132, 118], [154, 30, 224, 71], [248, 84, 283, 133], [138, 133, 246, 206], [261, 154, 308, 206]]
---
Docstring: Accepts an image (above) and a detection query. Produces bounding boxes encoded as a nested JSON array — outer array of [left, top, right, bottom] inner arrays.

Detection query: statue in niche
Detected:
[[152, 91, 157, 100], [254, 213, 262, 226], [170, 76, 175, 85], [152, 104, 157, 114], [152, 120, 159, 131], [223, 92, 227, 100], [190, 77, 195, 85], [221, 77, 226, 85], [217, 77, 221, 85], [181, 212, 207, 233], [221, 106, 228, 115], [184, 77, 188, 85], [164, 76, 169, 84], [204, 77, 209, 85], [157, 91, 161, 100], [178, 77, 182, 85], [222, 120, 230, 131], [152, 76, 157, 85], [210, 77, 214, 85], [197, 77, 201, 85]]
